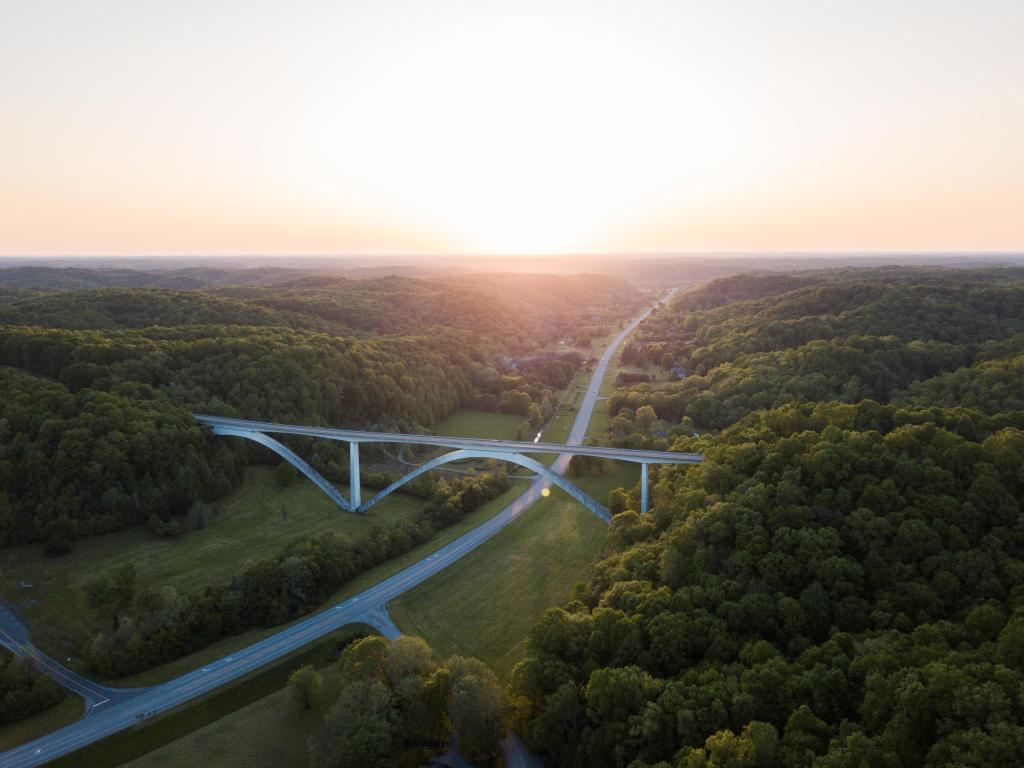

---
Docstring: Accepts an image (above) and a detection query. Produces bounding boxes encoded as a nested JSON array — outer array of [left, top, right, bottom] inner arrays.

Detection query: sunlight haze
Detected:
[[2, 0, 1022, 255]]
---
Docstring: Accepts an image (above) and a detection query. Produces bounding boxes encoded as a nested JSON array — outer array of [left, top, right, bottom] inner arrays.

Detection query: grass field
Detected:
[[0, 695, 83, 753], [432, 376, 586, 470], [104, 480, 528, 688], [2, 483, 528, 761], [389, 493, 607, 678], [541, 367, 590, 444], [0, 467, 424, 661], [385, 465, 639, 679], [543, 405, 576, 444], [577, 462, 642, 504], [587, 398, 611, 439], [434, 398, 580, 449], [386, 332, 649, 679], [49, 625, 369, 768], [434, 409, 524, 440], [0, 481, 526, 750], [123, 675, 337, 768]]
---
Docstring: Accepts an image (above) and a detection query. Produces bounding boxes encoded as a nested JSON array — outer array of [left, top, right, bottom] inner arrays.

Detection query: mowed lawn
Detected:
[[433, 409, 524, 440], [389, 495, 607, 678], [106, 482, 527, 689], [587, 398, 611, 439], [0, 467, 424, 659], [123, 673, 338, 768], [577, 462, 642, 504]]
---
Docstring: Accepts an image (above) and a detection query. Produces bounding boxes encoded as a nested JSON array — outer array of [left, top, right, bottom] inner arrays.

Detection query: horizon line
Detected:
[[2, 250, 1024, 261]]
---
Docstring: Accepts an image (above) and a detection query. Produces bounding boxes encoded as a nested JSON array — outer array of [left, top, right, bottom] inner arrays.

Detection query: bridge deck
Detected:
[[194, 414, 702, 465]]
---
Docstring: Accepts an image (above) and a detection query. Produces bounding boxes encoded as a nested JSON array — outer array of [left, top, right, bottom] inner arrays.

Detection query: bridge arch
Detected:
[[359, 448, 610, 523], [210, 426, 354, 511]]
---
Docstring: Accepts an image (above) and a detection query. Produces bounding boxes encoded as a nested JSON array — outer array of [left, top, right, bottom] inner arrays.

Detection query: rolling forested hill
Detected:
[[516, 268, 1024, 767], [0, 265, 310, 290], [0, 268, 640, 550]]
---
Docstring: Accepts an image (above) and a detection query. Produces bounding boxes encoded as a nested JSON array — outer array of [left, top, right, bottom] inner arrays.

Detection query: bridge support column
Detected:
[[641, 463, 649, 514], [349, 442, 360, 510]]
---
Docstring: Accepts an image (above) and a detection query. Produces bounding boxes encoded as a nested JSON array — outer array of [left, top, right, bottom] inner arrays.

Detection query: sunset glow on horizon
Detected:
[[2, 0, 1022, 256]]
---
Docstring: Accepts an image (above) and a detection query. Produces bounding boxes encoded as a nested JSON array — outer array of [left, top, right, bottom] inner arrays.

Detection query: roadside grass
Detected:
[[587, 399, 610, 439], [384, 468, 638, 680], [49, 625, 370, 768], [576, 463, 642, 504], [542, 366, 590, 443], [0, 695, 84, 752], [434, 409, 523, 440], [122, 672, 340, 768], [434, 398, 579, 450], [388, 493, 607, 679], [106, 480, 527, 688], [387, 324, 648, 679], [0, 467, 424, 662], [10, 481, 524, 757], [543, 407, 576, 444]]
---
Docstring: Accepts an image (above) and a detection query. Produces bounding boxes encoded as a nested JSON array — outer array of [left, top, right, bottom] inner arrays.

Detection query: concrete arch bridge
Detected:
[[195, 414, 701, 523]]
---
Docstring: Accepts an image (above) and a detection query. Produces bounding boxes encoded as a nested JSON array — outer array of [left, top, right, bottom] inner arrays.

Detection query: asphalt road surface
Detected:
[[0, 293, 669, 768], [0, 601, 145, 714], [193, 415, 701, 465]]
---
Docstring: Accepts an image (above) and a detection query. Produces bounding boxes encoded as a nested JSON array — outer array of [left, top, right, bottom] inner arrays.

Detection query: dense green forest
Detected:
[[0, 269, 638, 550], [516, 268, 1024, 767], [304, 635, 511, 767], [0, 650, 66, 726], [609, 268, 1024, 432], [12, 264, 1024, 765]]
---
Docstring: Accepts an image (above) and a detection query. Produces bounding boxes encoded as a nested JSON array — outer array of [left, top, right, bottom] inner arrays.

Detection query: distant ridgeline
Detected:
[[515, 266, 1024, 768], [0, 268, 641, 549]]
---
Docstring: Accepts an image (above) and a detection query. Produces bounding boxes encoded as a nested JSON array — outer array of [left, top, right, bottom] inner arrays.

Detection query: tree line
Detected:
[[0, 324, 476, 550], [82, 471, 510, 677], [0, 272, 636, 552], [0, 650, 66, 726], [515, 269, 1024, 767], [300, 635, 511, 767]]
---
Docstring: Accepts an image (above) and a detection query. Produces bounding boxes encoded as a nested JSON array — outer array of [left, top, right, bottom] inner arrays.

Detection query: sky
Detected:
[[1, 0, 1022, 256]]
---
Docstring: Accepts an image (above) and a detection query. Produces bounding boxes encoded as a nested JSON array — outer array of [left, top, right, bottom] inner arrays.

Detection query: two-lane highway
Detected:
[[0, 293, 671, 768]]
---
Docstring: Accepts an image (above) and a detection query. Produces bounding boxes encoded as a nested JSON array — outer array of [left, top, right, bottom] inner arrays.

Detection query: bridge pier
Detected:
[[358, 448, 611, 522], [641, 463, 649, 513], [196, 414, 703, 523], [211, 426, 352, 511], [349, 442, 360, 510]]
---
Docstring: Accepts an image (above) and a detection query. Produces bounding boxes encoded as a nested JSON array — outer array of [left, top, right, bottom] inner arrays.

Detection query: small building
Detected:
[[671, 366, 687, 379], [18, 581, 33, 589]]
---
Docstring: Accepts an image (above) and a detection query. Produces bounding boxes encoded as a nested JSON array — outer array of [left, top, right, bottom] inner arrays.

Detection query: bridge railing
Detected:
[[196, 414, 701, 520]]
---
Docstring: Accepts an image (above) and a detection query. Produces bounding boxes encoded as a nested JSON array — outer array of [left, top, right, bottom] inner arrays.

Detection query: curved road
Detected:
[[0, 602, 145, 715], [0, 294, 666, 768]]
